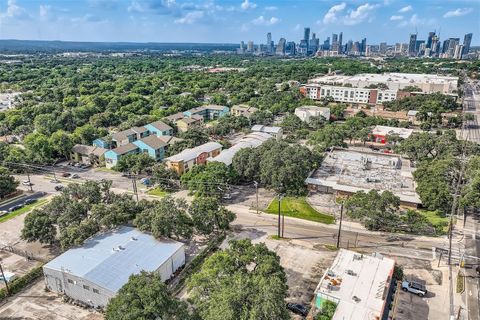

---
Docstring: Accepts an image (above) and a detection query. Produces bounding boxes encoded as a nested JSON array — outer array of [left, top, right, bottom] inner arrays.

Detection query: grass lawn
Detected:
[[94, 167, 117, 173], [418, 210, 451, 233], [265, 197, 335, 224], [147, 187, 169, 197], [0, 198, 49, 223]]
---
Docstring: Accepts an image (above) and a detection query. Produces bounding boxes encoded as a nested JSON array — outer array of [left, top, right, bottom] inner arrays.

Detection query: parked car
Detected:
[[55, 185, 64, 191], [23, 198, 37, 205], [222, 193, 232, 200], [9, 204, 23, 212], [71, 174, 80, 179], [286, 303, 309, 317], [0, 210, 8, 217], [402, 280, 427, 297], [140, 178, 151, 186], [62, 172, 71, 177], [0, 271, 16, 282], [21, 180, 33, 186], [74, 163, 82, 168], [50, 179, 60, 183]]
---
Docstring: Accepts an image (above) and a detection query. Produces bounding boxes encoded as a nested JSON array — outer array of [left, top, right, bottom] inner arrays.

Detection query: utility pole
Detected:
[[253, 181, 259, 214], [336, 202, 344, 249], [277, 194, 283, 238], [130, 173, 139, 202], [0, 262, 10, 295], [26, 169, 33, 192]]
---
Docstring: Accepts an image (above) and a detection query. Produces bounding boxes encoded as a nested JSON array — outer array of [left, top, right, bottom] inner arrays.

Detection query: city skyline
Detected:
[[0, 0, 479, 45]]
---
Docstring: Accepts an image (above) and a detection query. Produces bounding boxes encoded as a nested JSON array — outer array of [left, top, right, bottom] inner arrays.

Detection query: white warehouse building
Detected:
[[43, 226, 185, 308], [295, 106, 331, 122]]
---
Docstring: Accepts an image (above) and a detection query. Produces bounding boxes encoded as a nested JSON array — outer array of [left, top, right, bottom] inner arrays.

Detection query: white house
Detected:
[[294, 106, 331, 122]]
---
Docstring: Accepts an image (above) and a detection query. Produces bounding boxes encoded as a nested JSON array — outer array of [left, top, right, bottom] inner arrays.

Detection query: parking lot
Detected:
[[0, 279, 103, 320], [224, 228, 337, 306], [0, 250, 39, 290]]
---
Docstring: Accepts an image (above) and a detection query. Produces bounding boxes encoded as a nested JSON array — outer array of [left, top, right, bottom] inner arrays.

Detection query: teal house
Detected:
[[144, 121, 174, 137], [132, 135, 167, 161], [183, 105, 230, 120], [93, 138, 110, 149], [104, 143, 139, 169]]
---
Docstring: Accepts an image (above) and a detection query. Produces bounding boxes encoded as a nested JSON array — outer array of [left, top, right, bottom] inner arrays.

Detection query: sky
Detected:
[[0, 0, 479, 45]]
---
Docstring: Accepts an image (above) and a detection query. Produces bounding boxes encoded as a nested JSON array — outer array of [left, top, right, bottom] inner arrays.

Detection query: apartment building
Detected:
[[300, 84, 397, 104], [165, 141, 222, 175]]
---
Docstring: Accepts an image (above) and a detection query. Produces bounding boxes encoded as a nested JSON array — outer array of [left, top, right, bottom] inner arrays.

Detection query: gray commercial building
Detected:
[[43, 226, 185, 308]]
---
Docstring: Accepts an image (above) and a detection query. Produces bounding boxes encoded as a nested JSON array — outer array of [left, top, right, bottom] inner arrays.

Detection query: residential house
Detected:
[[144, 121, 174, 137], [251, 125, 283, 140], [177, 115, 204, 133], [104, 143, 139, 169], [183, 105, 230, 120], [71, 144, 107, 165], [165, 141, 222, 175], [111, 129, 139, 148], [93, 137, 111, 149], [132, 135, 168, 161], [131, 126, 150, 139], [231, 105, 258, 118]]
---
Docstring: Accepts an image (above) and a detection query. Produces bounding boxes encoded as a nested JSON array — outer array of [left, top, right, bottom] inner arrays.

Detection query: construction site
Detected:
[[306, 148, 421, 208]]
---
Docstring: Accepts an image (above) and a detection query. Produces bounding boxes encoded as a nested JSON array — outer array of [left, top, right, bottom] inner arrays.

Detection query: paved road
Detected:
[[228, 203, 445, 261], [463, 212, 480, 320], [0, 191, 45, 212], [462, 80, 480, 143]]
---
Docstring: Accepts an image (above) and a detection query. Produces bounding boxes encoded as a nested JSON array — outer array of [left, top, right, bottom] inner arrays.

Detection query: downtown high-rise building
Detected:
[[338, 32, 343, 53], [463, 33, 473, 57], [276, 38, 286, 55], [361, 38, 367, 54], [408, 34, 417, 55]]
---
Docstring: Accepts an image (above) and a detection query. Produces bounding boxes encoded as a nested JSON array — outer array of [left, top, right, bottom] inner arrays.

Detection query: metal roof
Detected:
[[43, 226, 184, 293], [165, 141, 222, 163]]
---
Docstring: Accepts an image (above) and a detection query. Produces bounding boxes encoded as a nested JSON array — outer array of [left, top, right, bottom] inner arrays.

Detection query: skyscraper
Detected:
[[408, 34, 417, 55], [338, 32, 343, 53], [304, 27, 310, 42], [247, 41, 254, 53], [302, 27, 310, 54], [379, 42, 387, 54], [331, 33, 338, 52], [361, 38, 367, 54], [426, 32, 435, 49], [276, 38, 286, 55], [266, 32, 273, 53], [462, 33, 473, 57]]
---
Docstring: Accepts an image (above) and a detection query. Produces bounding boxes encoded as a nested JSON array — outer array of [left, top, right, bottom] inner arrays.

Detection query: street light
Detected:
[[277, 193, 284, 238], [253, 181, 259, 214]]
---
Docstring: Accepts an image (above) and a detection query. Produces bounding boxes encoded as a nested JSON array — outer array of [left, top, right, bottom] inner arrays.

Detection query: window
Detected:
[[67, 279, 74, 284], [83, 285, 90, 290], [93, 288, 99, 294]]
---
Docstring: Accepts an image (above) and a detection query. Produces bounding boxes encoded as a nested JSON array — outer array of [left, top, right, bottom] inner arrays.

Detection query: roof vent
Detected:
[[130, 237, 138, 241], [118, 245, 125, 250]]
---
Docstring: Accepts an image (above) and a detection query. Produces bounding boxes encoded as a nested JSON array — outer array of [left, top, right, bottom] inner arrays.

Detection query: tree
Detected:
[[189, 196, 235, 235], [49, 130, 75, 159], [151, 163, 178, 190], [0, 166, 18, 199], [188, 239, 290, 320], [308, 123, 347, 151], [134, 196, 193, 240], [23, 132, 54, 163], [181, 162, 237, 197], [115, 153, 155, 174], [179, 125, 209, 146], [250, 109, 274, 125], [105, 271, 194, 320], [280, 113, 304, 133], [59, 219, 100, 249], [344, 190, 401, 231], [21, 209, 56, 244]]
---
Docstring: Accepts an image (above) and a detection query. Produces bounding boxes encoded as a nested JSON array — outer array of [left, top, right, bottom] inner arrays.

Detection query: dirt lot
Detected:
[[0, 251, 39, 290], [224, 228, 337, 306], [0, 279, 103, 320]]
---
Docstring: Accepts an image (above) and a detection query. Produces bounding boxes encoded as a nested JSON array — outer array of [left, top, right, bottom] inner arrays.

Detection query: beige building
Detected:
[[165, 141, 222, 175], [231, 105, 259, 118]]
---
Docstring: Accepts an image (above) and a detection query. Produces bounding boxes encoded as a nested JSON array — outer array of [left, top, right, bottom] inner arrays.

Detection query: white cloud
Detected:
[[443, 8, 472, 18], [241, 0, 257, 10], [294, 23, 301, 31], [344, 3, 377, 26], [323, 2, 346, 24], [265, 6, 277, 11], [397, 13, 435, 27], [0, 0, 28, 19], [39, 5, 50, 19], [251, 15, 279, 26], [72, 14, 106, 23], [390, 15, 403, 21], [174, 10, 204, 24], [128, 0, 177, 14], [398, 5, 412, 13]]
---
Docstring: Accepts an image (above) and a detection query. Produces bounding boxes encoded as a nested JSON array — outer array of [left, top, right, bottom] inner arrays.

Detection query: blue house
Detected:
[[104, 143, 139, 169], [93, 138, 110, 149], [144, 121, 174, 137], [132, 135, 167, 161]]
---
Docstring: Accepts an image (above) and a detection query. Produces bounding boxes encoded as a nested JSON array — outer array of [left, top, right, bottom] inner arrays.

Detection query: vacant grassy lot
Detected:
[[265, 197, 335, 224], [0, 199, 48, 223], [418, 210, 450, 233], [147, 187, 169, 197]]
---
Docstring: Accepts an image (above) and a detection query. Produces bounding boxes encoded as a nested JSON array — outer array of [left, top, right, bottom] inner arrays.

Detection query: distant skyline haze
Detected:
[[0, 0, 478, 45]]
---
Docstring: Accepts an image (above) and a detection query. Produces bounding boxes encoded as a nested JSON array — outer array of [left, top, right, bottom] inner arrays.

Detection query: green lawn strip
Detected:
[[418, 210, 451, 233], [0, 199, 49, 223], [146, 187, 169, 197], [265, 197, 335, 224], [94, 167, 117, 173], [456, 271, 465, 294]]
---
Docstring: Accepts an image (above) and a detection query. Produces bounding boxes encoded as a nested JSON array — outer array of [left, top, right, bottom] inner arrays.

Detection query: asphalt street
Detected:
[[463, 80, 480, 144], [464, 212, 480, 320], [0, 191, 46, 212]]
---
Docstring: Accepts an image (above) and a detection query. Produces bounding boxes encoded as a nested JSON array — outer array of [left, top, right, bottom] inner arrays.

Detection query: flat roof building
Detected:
[[251, 125, 283, 140], [207, 132, 273, 166], [307, 72, 458, 94], [306, 148, 421, 208], [315, 249, 395, 320], [295, 106, 331, 122], [43, 226, 185, 308]]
